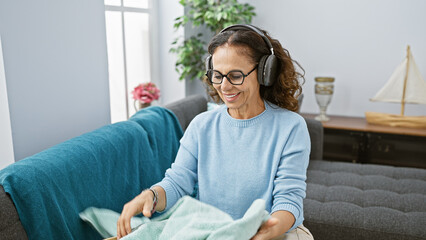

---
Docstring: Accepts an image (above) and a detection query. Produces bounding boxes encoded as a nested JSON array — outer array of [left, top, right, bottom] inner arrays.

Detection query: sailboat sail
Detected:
[[370, 48, 426, 105], [366, 46, 426, 129]]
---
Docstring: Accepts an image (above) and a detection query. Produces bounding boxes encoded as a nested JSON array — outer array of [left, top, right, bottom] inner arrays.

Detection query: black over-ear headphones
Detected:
[[205, 24, 279, 86]]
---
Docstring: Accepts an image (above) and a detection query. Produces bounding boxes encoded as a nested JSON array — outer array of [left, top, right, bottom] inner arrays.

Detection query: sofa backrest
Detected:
[[165, 94, 208, 131], [165, 94, 323, 160], [305, 118, 323, 160]]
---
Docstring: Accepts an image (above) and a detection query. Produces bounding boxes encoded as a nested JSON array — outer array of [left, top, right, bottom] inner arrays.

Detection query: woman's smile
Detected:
[[223, 92, 241, 102]]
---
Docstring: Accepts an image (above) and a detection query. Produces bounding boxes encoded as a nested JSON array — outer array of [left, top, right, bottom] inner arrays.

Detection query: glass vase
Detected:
[[134, 100, 151, 112], [314, 77, 335, 121]]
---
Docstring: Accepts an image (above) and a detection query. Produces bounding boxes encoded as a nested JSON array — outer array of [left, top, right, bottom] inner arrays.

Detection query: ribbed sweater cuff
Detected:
[[154, 180, 179, 212], [271, 203, 302, 232]]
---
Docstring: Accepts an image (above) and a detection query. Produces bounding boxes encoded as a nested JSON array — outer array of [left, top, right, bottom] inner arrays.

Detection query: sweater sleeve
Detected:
[[154, 120, 199, 211], [271, 117, 311, 231]]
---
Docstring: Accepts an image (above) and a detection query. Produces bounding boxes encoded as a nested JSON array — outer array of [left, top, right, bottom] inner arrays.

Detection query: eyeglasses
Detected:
[[206, 65, 258, 85]]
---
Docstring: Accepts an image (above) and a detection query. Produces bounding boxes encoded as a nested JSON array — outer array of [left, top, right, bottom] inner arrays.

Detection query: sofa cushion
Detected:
[[304, 160, 426, 240]]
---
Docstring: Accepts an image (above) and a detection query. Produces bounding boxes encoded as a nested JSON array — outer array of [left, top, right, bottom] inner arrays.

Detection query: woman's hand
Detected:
[[251, 210, 295, 240], [116, 190, 155, 239], [250, 217, 280, 240]]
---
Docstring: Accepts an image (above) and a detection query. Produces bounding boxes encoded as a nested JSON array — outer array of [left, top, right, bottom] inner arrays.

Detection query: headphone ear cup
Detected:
[[260, 55, 279, 86], [257, 55, 268, 86], [205, 55, 212, 71]]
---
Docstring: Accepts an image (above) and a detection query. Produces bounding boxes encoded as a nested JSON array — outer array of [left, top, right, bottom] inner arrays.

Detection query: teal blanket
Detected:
[[0, 107, 183, 239], [80, 196, 269, 240]]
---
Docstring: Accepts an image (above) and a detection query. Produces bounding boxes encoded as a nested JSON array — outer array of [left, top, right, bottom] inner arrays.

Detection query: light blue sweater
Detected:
[[156, 102, 310, 231]]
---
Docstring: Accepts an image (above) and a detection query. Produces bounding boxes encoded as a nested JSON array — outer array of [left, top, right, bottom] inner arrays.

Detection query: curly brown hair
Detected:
[[204, 26, 304, 112]]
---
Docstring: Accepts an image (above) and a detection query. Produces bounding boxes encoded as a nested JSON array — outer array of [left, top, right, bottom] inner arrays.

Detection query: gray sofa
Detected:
[[0, 94, 425, 239]]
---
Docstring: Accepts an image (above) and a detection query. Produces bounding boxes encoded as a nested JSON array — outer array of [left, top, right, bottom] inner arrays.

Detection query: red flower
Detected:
[[131, 83, 160, 104]]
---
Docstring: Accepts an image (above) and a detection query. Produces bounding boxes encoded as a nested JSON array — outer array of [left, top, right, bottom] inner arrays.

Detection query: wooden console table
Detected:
[[302, 113, 426, 169]]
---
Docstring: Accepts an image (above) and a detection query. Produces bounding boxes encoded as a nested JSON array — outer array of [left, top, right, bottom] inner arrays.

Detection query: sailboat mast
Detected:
[[401, 45, 410, 116]]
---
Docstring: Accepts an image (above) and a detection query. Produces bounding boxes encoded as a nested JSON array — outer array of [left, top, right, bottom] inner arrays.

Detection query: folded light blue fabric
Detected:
[[0, 107, 183, 239], [80, 196, 269, 240]]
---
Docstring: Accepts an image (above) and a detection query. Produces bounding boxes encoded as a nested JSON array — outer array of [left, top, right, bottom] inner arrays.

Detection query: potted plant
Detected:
[[170, 0, 256, 81]]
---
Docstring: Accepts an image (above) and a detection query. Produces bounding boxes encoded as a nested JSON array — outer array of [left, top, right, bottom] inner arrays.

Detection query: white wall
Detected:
[[156, 2, 214, 103], [0, 1, 110, 161], [156, 0, 186, 105], [0, 37, 15, 169], [242, 0, 426, 117]]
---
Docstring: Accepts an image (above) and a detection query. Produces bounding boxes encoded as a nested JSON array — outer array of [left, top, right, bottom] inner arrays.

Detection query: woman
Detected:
[[117, 24, 313, 240]]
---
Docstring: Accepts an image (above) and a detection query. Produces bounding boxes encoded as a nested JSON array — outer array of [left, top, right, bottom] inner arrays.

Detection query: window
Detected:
[[104, 0, 154, 123]]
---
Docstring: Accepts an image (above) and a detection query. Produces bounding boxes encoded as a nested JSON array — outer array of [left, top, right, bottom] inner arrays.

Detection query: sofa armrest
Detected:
[[165, 95, 207, 131], [304, 118, 324, 160], [0, 186, 27, 239]]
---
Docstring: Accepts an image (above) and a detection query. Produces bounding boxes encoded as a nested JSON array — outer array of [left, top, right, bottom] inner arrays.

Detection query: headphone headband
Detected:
[[206, 24, 279, 87], [220, 24, 274, 55]]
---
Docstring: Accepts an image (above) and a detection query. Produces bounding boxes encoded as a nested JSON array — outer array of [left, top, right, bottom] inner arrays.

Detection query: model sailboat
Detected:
[[365, 45, 426, 129]]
